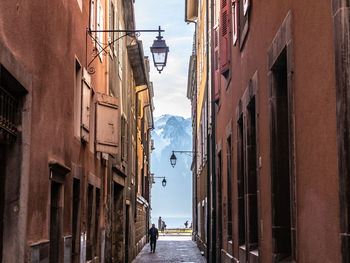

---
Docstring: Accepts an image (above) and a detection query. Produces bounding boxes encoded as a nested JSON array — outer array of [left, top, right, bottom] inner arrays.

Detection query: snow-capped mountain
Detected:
[[150, 115, 192, 227]]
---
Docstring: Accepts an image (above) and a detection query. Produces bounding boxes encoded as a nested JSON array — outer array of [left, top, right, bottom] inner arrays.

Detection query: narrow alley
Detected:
[[133, 236, 206, 263], [0, 0, 349, 262]]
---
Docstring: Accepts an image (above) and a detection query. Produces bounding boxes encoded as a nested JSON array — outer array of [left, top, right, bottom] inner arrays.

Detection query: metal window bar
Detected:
[[0, 86, 18, 138]]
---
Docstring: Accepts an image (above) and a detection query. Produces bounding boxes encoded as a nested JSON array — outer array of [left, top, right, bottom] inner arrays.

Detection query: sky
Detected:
[[134, 0, 194, 118], [134, 1, 194, 227]]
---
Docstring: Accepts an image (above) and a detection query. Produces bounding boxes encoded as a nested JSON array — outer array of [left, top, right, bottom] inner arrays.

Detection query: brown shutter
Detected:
[[81, 68, 91, 142], [220, 0, 230, 74], [95, 93, 119, 155], [214, 27, 220, 101]]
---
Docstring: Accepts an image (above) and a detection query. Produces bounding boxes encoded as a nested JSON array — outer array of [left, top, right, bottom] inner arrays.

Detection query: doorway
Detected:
[[125, 204, 130, 263], [112, 182, 124, 262], [50, 181, 63, 263], [0, 145, 6, 263], [72, 178, 81, 263]]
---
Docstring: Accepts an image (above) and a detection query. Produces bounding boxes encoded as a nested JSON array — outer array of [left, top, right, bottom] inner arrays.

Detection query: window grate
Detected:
[[0, 86, 18, 138]]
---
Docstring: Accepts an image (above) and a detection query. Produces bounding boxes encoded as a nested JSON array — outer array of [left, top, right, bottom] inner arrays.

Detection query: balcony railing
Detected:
[[0, 86, 18, 138]]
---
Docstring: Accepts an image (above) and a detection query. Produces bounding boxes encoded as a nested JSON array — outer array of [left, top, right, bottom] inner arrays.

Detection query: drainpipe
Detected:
[[205, 0, 214, 260], [185, 8, 198, 245], [209, 0, 216, 260], [134, 39, 151, 221], [135, 86, 148, 221]]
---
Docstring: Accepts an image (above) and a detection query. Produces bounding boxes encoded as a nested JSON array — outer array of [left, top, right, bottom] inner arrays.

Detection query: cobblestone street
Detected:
[[132, 236, 206, 263]]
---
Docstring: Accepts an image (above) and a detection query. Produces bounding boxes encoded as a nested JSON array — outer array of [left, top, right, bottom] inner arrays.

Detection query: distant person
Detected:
[[184, 220, 188, 228], [158, 216, 162, 230], [162, 220, 166, 231], [148, 223, 159, 253]]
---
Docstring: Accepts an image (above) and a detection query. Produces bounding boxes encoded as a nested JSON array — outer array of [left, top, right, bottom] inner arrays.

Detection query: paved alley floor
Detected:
[[132, 235, 207, 263]]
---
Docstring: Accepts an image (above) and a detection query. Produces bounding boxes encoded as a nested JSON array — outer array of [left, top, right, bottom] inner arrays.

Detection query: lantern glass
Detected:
[[162, 178, 167, 187], [170, 152, 177, 167], [150, 28, 169, 73]]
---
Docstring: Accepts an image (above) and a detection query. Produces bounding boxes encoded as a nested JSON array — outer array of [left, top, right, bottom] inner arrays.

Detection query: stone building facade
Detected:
[[0, 0, 154, 262], [186, 0, 350, 262]]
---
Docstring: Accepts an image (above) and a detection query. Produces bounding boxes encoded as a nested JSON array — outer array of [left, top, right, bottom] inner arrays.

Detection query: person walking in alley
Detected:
[[148, 223, 159, 253]]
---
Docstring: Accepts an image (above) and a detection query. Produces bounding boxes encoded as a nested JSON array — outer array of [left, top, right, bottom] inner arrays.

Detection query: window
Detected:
[[114, 6, 118, 55], [74, 60, 82, 138], [237, 116, 245, 247], [232, 0, 238, 45], [96, 0, 104, 60], [90, 0, 95, 31], [237, 74, 259, 260], [226, 135, 233, 242], [118, 22, 123, 79], [267, 14, 295, 261], [81, 68, 92, 143], [270, 49, 293, 261], [239, 0, 249, 48], [246, 98, 258, 250], [109, 2, 115, 55], [243, 0, 249, 15], [121, 115, 128, 162]]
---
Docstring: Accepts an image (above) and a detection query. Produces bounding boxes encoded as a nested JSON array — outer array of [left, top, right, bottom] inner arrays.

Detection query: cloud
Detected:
[[135, 0, 194, 118]]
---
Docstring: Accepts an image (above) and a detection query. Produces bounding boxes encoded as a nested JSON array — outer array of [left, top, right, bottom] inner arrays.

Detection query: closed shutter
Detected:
[[220, 0, 230, 74], [123, 118, 127, 160], [95, 93, 119, 155], [214, 27, 220, 101], [81, 68, 91, 142]]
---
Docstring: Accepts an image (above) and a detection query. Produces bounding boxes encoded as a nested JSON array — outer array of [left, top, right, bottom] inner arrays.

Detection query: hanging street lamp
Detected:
[[162, 178, 167, 187], [150, 26, 169, 73], [87, 26, 169, 74], [169, 150, 194, 168], [152, 174, 167, 188], [170, 151, 177, 167]]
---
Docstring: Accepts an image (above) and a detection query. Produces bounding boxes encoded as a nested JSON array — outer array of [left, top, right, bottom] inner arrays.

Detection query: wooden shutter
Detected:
[[214, 27, 220, 101], [95, 93, 119, 155], [220, 0, 230, 74], [81, 68, 91, 142]]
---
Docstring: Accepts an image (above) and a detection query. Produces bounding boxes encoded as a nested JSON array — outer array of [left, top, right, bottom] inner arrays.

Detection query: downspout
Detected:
[[134, 39, 150, 221], [205, 0, 211, 260], [135, 86, 148, 221], [185, 7, 198, 245], [185, 0, 198, 241], [210, 0, 216, 259]]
